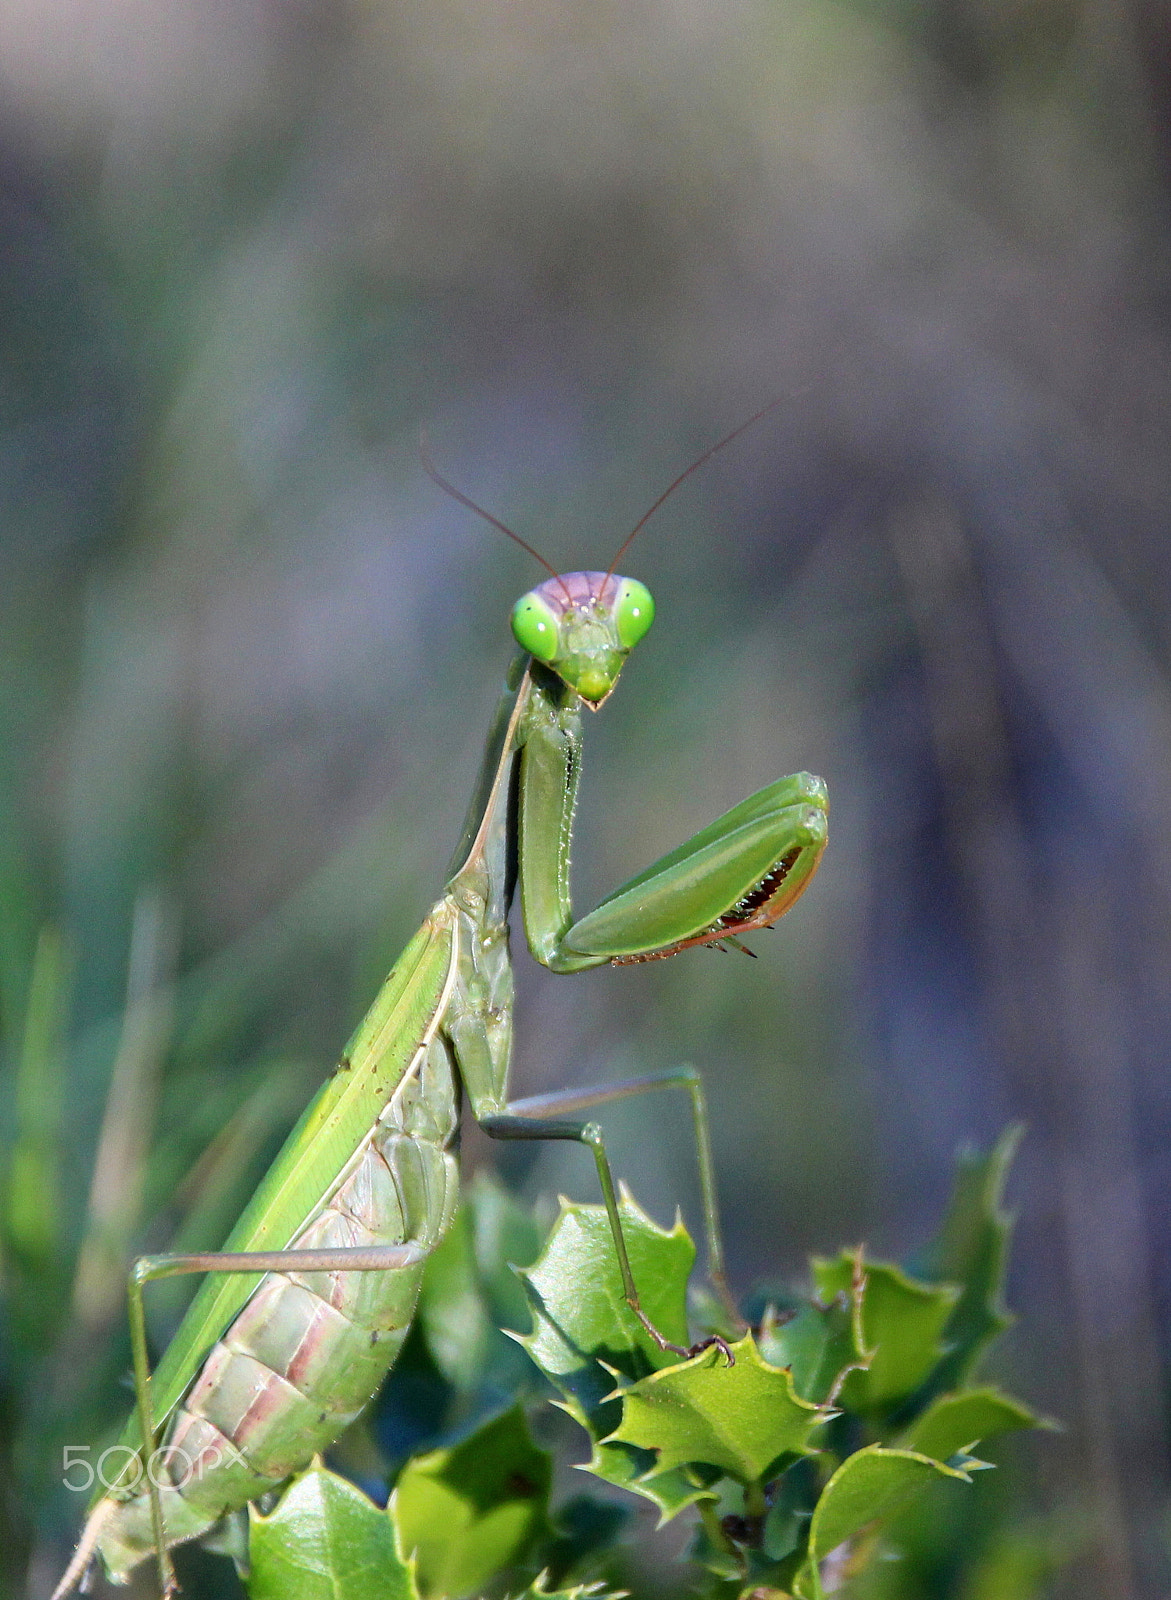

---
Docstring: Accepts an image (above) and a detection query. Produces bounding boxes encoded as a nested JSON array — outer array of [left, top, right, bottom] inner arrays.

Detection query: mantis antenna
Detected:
[[419, 431, 574, 606], [605, 395, 787, 579], [421, 394, 786, 593]]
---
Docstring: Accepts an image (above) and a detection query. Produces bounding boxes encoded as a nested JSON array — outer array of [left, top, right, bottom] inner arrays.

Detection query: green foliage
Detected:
[[755, 1282, 868, 1405], [792, 1445, 980, 1599], [1, 1008, 1055, 1600], [902, 1388, 1043, 1462], [251, 1410, 556, 1600], [508, 1129, 1044, 1599], [810, 1255, 959, 1417], [609, 1337, 824, 1484], [220, 1128, 1052, 1600], [394, 1406, 552, 1597], [249, 1466, 414, 1600]]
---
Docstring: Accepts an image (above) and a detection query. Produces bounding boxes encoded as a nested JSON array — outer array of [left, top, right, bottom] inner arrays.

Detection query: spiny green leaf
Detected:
[[393, 1405, 551, 1598], [576, 1431, 716, 1523], [507, 1580, 627, 1600], [515, 1194, 716, 1522], [517, 1192, 694, 1436], [901, 1385, 1047, 1462], [792, 1444, 975, 1599], [757, 1263, 869, 1405], [247, 1461, 416, 1600], [812, 1254, 959, 1415], [607, 1334, 827, 1485], [914, 1125, 1022, 1393]]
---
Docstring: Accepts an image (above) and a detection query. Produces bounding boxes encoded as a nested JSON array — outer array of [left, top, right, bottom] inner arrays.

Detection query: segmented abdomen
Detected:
[[96, 1031, 461, 1581]]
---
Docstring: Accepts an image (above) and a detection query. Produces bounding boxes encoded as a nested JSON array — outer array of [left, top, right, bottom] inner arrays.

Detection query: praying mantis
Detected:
[[54, 412, 829, 1598]]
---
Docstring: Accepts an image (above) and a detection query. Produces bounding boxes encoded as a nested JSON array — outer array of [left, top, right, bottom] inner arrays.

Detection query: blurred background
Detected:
[[0, 0, 1168, 1595]]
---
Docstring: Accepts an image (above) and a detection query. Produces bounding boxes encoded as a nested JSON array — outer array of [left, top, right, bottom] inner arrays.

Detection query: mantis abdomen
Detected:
[[90, 916, 464, 1582]]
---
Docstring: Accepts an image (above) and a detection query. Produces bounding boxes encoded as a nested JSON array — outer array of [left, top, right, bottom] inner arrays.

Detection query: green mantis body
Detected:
[[55, 532, 828, 1597]]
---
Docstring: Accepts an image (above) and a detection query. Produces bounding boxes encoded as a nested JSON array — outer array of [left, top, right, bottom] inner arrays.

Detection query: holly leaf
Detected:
[[757, 1260, 869, 1405], [416, 1202, 496, 1391], [812, 1254, 959, 1415], [417, 1173, 545, 1394], [517, 1191, 694, 1431], [577, 1431, 717, 1523], [607, 1334, 827, 1485], [913, 1125, 1022, 1393], [516, 1192, 716, 1520], [507, 1582, 626, 1600], [393, 1405, 551, 1598], [902, 1385, 1047, 1462], [247, 1461, 416, 1600], [466, 1168, 546, 1332], [791, 1444, 976, 1599]]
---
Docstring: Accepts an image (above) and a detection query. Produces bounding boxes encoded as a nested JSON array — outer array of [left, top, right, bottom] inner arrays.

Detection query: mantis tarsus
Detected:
[[54, 413, 829, 1598]]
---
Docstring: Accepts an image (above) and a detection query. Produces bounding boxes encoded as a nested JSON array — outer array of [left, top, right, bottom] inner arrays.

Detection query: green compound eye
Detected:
[[613, 578, 655, 649], [511, 592, 561, 662]]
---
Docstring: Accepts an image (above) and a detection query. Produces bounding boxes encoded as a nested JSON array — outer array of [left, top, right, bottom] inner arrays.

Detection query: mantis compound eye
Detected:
[[613, 578, 655, 650], [511, 590, 561, 662]]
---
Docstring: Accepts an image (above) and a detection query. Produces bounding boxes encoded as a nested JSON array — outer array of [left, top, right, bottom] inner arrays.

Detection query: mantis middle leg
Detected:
[[480, 1063, 740, 1360]]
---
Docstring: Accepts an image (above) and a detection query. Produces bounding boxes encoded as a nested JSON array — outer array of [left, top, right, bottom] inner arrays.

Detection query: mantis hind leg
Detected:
[[124, 1241, 426, 1598], [480, 1064, 740, 1360]]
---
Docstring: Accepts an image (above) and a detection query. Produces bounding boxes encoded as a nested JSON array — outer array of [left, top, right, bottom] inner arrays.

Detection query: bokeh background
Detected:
[[1, 1, 1169, 1596]]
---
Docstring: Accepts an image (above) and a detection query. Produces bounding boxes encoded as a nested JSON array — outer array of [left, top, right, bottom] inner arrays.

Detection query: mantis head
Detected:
[[421, 398, 786, 709], [511, 571, 655, 708]]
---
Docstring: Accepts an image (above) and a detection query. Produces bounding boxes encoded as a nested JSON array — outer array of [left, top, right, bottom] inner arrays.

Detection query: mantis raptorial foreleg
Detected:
[[56, 411, 828, 1599]]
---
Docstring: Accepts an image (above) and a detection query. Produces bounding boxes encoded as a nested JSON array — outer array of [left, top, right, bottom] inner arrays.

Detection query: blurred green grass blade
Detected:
[[69, 891, 174, 1333], [5, 925, 70, 1274]]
